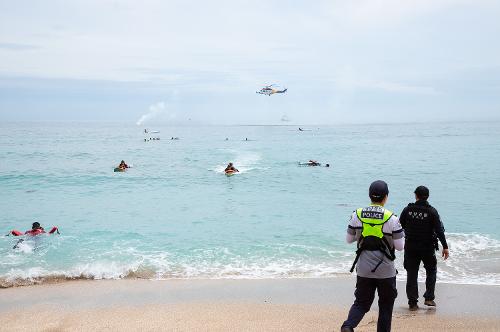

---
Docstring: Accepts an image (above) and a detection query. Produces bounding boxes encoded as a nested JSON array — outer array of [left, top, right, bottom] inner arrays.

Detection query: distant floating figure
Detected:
[[256, 84, 287, 96], [143, 128, 160, 141], [298, 160, 321, 167], [298, 160, 331, 167]]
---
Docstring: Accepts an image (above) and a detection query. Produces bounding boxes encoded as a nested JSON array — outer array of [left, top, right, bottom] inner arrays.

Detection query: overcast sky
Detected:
[[1, 0, 499, 125]]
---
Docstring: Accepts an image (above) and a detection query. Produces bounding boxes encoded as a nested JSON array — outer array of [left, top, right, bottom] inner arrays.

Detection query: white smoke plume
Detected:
[[136, 90, 180, 126], [137, 101, 180, 126], [136, 102, 166, 126]]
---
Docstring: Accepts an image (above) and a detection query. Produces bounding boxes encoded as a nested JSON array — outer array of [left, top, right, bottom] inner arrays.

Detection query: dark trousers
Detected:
[[404, 249, 437, 305], [342, 276, 397, 332]]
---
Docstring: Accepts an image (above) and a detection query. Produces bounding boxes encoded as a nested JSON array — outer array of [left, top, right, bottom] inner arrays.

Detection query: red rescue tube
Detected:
[[11, 230, 23, 236], [48, 226, 59, 234]]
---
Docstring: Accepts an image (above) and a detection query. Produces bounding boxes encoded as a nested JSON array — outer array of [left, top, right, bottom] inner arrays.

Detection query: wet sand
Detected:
[[1, 277, 499, 331]]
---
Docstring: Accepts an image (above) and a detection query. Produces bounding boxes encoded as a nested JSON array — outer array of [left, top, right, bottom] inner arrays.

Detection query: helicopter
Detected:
[[256, 84, 287, 96]]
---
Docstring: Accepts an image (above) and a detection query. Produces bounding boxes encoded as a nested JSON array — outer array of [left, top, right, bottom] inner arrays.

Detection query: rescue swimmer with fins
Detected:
[[298, 160, 330, 167]]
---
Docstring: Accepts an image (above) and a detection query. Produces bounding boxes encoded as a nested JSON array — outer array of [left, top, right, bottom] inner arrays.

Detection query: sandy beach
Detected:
[[1, 277, 499, 331]]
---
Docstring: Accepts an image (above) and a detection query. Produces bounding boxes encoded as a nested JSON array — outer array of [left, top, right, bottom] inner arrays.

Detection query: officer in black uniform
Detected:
[[399, 186, 449, 311]]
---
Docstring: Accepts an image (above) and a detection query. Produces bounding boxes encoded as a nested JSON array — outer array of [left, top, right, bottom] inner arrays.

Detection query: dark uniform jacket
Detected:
[[399, 200, 448, 251]]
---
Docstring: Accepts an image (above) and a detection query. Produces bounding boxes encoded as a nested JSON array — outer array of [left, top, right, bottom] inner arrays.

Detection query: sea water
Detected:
[[1, 121, 499, 287]]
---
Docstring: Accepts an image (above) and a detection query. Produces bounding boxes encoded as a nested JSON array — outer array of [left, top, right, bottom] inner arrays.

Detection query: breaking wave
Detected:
[[1, 233, 499, 288]]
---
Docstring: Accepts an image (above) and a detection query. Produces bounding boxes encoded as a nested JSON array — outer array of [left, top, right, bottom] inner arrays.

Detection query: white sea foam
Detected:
[[233, 151, 262, 173], [1, 233, 500, 287], [15, 240, 34, 253], [213, 150, 262, 174], [395, 233, 500, 285]]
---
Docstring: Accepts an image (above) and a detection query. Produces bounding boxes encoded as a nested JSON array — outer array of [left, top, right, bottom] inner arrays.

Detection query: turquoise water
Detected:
[[1, 122, 500, 286]]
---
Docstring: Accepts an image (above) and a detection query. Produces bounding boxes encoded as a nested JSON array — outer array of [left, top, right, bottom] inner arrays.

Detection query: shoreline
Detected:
[[3, 272, 500, 290], [1, 277, 499, 331]]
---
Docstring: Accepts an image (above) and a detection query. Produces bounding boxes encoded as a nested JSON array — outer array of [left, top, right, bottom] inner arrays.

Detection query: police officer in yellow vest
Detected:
[[341, 180, 405, 332]]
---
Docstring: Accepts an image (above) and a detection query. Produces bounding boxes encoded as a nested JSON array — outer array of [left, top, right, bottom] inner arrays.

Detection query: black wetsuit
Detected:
[[399, 200, 448, 305]]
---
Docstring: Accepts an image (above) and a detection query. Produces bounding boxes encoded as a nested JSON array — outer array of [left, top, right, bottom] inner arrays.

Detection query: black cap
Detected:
[[32, 221, 41, 229], [369, 180, 389, 199], [414, 185, 429, 199]]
